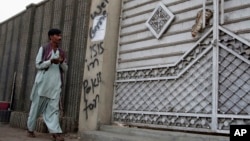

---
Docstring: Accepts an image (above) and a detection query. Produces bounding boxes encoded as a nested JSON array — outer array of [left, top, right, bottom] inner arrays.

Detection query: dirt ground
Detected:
[[0, 123, 80, 141]]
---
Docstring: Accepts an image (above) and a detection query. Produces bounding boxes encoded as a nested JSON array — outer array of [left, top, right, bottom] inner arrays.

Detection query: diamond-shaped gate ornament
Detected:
[[145, 2, 175, 39]]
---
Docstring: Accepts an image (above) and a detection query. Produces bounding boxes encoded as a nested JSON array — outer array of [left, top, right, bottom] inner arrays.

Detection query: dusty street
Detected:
[[0, 123, 80, 141]]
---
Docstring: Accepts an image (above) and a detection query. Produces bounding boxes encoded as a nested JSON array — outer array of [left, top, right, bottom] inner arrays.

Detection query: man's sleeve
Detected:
[[35, 47, 51, 70]]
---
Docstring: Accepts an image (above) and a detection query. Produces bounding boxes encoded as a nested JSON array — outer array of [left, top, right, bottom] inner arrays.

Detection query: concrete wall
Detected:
[[78, 0, 122, 132]]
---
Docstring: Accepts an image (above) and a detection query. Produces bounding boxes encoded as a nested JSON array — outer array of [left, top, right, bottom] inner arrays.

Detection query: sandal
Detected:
[[52, 133, 64, 141], [27, 130, 36, 138]]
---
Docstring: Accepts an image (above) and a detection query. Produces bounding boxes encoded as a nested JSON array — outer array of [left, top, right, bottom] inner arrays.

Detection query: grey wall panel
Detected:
[[52, 0, 65, 28], [24, 4, 45, 111], [5, 17, 21, 103], [65, 0, 90, 120], [0, 22, 13, 101], [15, 6, 35, 111], [61, 0, 78, 119], [0, 24, 7, 95], [40, 1, 53, 44]]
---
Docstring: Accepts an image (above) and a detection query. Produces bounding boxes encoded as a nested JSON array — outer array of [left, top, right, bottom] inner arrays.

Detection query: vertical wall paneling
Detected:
[[24, 4, 45, 111], [64, 0, 90, 120], [0, 24, 7, 97], [0, 21, 13, 101], [15, 5, 36, 111]]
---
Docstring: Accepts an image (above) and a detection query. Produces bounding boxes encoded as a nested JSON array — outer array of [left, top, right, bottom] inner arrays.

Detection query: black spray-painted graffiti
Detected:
[[83, 42, 104, 119], [87, 58, 99, 71], [90, 42, 104, 58], [87, 42, 104, 71], [83, 72, 102, 94], [89, 14, 107, 39], [83, 0, 108, 120], [83, 94, 100, 119], [83, 72, 102, 119], [89, 0, 109, 39], [90, 0, 109, 20]]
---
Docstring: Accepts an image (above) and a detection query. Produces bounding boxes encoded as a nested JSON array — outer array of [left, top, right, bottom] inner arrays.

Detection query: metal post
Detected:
[[212, 0, 219, 132], [220, 0, 224, 24], [203, 0, 206, 29]]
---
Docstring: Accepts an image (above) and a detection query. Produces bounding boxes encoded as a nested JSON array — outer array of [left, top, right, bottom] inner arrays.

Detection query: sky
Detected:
[[0, 0, 43, 23]]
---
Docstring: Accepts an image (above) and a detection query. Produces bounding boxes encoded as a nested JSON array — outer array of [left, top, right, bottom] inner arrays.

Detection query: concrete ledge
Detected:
[[80, 125, 229, 141], [81, 130, 155, 141]]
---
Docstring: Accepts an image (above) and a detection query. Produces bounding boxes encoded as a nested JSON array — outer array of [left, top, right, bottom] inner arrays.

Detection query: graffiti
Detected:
[[86, 42, 104, 71], [83, 0, 108, 120], [83, 72, 102, 94], [90, 41, 104, 58], [83, 79, 91, 94], [89, 14, 107, 39], [84, 95, 100, 119], [89, 0, 109, 39], [87, 58, 99, 71], [83, 42, 104, 119], [91, 72, 102, 94], [83, 72, 102, 119], [90, 0, 109, 20]]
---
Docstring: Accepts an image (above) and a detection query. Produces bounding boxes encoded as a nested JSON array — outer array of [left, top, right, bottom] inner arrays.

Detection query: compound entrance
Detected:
[[112, 0, 250, 134]]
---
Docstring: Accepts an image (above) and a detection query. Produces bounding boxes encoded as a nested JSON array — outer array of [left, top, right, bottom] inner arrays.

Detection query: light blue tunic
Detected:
[[27, 46, 68, 133]]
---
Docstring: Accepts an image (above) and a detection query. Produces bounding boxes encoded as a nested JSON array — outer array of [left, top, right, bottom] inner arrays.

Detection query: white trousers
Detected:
[[27, 94, 62, 133]]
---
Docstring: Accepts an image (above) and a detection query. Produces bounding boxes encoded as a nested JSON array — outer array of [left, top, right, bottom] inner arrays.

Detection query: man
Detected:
[[27, 28, 67, 141]]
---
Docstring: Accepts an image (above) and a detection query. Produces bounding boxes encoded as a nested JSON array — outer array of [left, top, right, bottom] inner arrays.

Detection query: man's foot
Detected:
[[52, 133, 64, 141], [27, 130, 36, 137]]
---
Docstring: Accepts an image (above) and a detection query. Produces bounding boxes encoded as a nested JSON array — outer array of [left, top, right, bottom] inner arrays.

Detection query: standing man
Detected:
[[27, 28, 67, 141]]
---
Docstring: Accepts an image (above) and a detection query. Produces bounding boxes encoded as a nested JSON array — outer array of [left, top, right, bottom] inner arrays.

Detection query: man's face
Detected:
[[50, 34, 62, 45]]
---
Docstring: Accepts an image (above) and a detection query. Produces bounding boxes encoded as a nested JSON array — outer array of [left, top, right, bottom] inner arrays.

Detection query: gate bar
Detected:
[[212, 0, 219, 132]]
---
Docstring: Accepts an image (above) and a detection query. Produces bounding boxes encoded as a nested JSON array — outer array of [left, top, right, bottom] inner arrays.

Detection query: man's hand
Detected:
[[58, 56, 64, 64], [51, 58, 61, 64]]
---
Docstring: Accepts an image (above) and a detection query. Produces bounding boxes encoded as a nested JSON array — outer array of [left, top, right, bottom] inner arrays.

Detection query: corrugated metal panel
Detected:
[[118, 0, 208, 69], [222, 0, 250, 41]]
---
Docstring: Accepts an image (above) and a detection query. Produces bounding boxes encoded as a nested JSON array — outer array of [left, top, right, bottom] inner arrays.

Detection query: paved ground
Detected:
[[0, 123, 80, 141]]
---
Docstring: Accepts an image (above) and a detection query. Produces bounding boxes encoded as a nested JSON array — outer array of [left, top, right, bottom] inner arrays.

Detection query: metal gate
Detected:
[[112, 0, 250, 134]]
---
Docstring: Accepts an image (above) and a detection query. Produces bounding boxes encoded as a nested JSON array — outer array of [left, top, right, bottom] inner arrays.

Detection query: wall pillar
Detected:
[[78, 0, 121, 132]]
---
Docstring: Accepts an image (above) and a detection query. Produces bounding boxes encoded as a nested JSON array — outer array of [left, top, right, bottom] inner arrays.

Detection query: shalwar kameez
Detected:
[[27, 44, 67, 134]]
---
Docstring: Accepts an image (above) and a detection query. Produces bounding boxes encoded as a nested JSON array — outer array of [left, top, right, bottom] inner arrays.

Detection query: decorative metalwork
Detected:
[[219, 29, 250, 60], [115, 0, 250, 134], [218, 118, 250, 130], [145, 2, 175, 39], [116, 31, 213, 81], [218, 48, 250, 115], [113, 44, 214, 130], [114, 51, 213, 111], [114, 113, 212, 130], [218, 29, 250, 117], [113, 26, 250, 133]]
